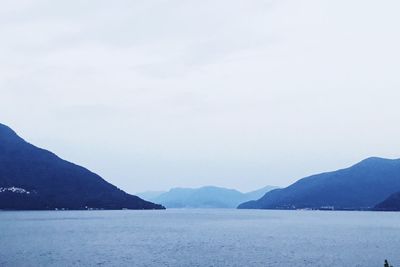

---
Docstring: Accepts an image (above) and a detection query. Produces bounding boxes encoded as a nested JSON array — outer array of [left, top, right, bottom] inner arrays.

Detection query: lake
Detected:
[[0, 209, 399, 266]]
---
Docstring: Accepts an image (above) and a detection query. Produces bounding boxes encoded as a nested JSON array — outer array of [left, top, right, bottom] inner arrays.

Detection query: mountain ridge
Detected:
[[238, 157, 400, 210], [144, 185, 278, 208], [0, 123, 164, 210]]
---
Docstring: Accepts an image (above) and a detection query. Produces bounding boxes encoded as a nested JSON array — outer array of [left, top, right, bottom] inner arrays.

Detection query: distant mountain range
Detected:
[[3, 122, 400, 212], [0, 123, 164, 210], [138, 185, 278, 208], [136, 191, 166, 201], [238, 157, 400, 210]]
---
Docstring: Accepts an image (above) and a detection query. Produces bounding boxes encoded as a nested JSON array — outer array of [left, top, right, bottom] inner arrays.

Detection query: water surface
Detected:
[[1, 209, 399, 266]]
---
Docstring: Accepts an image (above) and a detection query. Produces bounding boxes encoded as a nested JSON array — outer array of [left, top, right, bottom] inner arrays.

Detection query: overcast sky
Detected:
[[1, 0, 400, 193]]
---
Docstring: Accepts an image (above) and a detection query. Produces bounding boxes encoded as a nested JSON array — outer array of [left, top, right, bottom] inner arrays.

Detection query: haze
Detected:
[[1, 0, 400, 193]]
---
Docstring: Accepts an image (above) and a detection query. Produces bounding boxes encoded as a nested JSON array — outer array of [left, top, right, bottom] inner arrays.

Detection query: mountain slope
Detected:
[[150, 185, 278, 208], [136, 191, 166, 200], [244, 185, 278, 201], [0, 123, 164, 210], [238, 157, 400, 210], [374, 191, 400, 211]]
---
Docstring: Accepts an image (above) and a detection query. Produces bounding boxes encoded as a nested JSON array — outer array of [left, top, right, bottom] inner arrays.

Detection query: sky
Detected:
[[1, 0, 400, 194]]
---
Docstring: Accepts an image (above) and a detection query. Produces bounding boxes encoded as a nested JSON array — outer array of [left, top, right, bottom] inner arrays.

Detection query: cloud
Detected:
[[1, 0, 400, 192]]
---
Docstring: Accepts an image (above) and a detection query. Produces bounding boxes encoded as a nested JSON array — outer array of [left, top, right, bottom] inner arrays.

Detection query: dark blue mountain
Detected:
[[238, 157, 400, 210], [0, 123, 164, 210], [374, 191, 400, 211]]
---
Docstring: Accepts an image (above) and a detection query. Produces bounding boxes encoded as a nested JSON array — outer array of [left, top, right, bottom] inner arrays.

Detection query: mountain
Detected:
[[147, 185, 278, 208], [0, 123, 164, 210], [238, 157, 400, 210], [245, 185, 278, 201], [374, 191, 400, 211], [136, 191, 166, 200]]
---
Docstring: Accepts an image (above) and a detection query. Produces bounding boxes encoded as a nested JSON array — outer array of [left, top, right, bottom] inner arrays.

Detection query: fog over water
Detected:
[[1, 1, 400, 192]]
